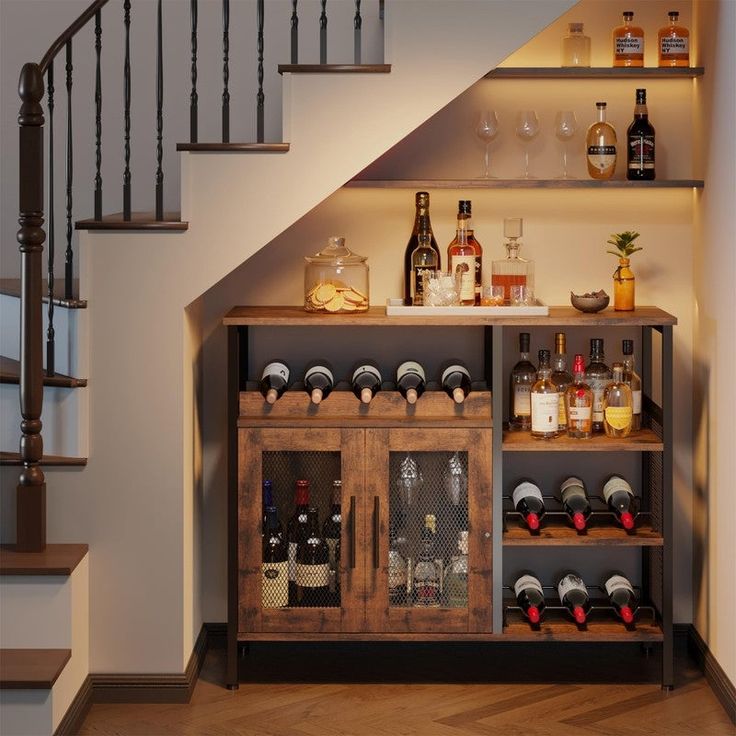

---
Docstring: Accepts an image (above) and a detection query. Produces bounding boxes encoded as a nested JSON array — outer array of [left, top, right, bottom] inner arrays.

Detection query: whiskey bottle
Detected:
[[561, 22, 591, 68], [295, 508, 330, 606], [260, 360, 290, 404], [404, 192, 441, 305], [287, 480, 310, 596], [565, 354, 593, 439], [262, 506, 289, 608], [627, 89, 655, 181], [512, 480, 546, 531], [658, 10, 689, 67], [388, 523, 408, 605], [622, 339, 642, 430], [613, 11, 644, 67], [531, 349, 560, 439], [444, 530, 469, 608], [558, 476, 592, 531], [514, 573, 546, 623], [604, 573, 639, 623], [304, 360, 334, 404], [411, 232, 439, 305], [551, 332, 573, 431], [603, 362, 633, 438], [322, 480, 342, 595], [602, 475, 638, 530], [447, 200, 482, 306], [586, 102, 617, 180], [585, 338, 612, 432], [413, 514, 440, 607], [351, 360, 382, 404], [396, 360, 426, 405], [558, 572, 591, 624], [509, 332, 536, 431], [491, 218, 534, 305]]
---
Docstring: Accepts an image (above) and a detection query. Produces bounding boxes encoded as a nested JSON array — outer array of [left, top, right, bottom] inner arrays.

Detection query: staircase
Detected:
[[0, 0, 576, 730]]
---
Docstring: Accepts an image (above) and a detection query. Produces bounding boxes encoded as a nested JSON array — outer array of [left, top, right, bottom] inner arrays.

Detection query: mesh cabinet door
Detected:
[[365, 428, 492, 634], [238, 428, 366, 634]]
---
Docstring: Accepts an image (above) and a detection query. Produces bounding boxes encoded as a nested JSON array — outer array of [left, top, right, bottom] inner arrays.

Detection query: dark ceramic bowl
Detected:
[[570, 291, 610, 313]]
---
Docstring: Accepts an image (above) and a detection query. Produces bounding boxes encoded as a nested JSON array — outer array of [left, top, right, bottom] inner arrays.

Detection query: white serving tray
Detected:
[[385, 298, 549, 317]]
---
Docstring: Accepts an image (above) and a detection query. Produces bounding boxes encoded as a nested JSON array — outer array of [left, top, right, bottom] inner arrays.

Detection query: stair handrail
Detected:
[[16, 0, 108, 552]]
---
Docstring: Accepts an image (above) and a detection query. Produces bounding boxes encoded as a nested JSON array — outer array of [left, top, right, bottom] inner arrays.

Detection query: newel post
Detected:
[[16, 62, 46, 552]]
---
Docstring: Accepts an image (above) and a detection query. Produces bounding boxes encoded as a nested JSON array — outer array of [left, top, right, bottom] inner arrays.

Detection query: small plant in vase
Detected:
[[607, 231, 643, 311]]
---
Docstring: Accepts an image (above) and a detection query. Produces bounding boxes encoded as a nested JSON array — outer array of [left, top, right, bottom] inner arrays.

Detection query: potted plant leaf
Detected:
[[607, 231, 643, 311]]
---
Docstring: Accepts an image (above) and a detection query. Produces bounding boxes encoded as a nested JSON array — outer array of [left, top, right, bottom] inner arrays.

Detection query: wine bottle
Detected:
[[351, 360, 382, 404], [512, 481, 546, 531], [304, 360, 334, 404], [622, 339, 642, 431], [565, 354, 593, 439], [447, 200, 482, 305], [604, 573, 639, 623], [396, 360, 426, 405], [295, 507, 330, 607], [627, 89, 655, 181], [585, 338, 612, 432], [262, 479, 274, 537], [262, 506, 288, 608], [388, 523, 408, 605], [441, 361, 472, 404], [602, 475, 638, 530], [558, 572, 591, 624], [531, 350, 560, 439], [551, 332, 573, 431], [322, 480, 342, 595], [413, 514, 440, 607], [286, 480, 310, 597], [514, 573, 546, 623], [509, 332, 536, 431], [411, 232, 439, 306], [404, 191, 441, 305], [444, 530, 469, 608], [260, 360, 290, 404], [586, 102, 617, 181], [558, 476, 592, 531]]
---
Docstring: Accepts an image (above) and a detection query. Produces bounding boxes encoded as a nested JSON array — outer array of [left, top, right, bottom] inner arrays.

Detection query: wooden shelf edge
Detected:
[[0, 356, 87, 388], [502, 427, 663, 452], [502, 623, 663, 641], [0, 544, 88, 576], [345, 178, 704, 189], [486, 66, 703, 79], [176, 142, 290, 152], [0, 279, 86, 309], [75, 212, 188, 231], [0, 649, 71, 689], [278, 64, 391, 74], [502, 528, 664, 546]]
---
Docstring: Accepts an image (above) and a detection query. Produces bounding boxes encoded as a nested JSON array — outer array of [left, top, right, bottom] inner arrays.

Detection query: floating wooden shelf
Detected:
[[502, 427, 663, 452], [224, 305, 677, 327], [0, 356, 87, 388], [503, 519, 663, 546], [0, 649, 71, 689], [0, 544, 88, 576], [485, 66, 704, 79], [345, 178, 704, 189], [75, 212, 188, 231]]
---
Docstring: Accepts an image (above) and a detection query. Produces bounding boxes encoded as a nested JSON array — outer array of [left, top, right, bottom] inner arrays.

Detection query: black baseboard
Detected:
[[687, 625, 736, 724]]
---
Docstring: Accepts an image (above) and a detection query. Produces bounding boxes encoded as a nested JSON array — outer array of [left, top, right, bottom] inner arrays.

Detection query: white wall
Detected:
[[692, 0, 736, 685]]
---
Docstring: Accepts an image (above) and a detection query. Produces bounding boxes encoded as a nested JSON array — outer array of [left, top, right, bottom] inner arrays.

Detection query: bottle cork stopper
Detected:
[[311, 387, 323, 405], [361, 387, 373, 404], [453, 387, 466, 404], [265, 388, 278, 405], [406, 388, 418, 405]]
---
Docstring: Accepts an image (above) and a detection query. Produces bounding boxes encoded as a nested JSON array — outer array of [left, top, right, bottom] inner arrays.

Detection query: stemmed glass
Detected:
[[515, 110, 540, 179], [554, 111, 578, 179], [475, 110, 499, 178]]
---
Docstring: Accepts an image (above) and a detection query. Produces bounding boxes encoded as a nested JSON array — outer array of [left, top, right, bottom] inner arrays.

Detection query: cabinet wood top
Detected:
[[223, 305, 677, 327]]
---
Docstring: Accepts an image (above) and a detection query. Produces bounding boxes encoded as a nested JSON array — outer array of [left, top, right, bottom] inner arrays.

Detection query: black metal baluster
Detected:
[[155, 0, 163, 221], [64, 41, 73, 300], [354, 0, 362, 64], [190, 0, 198, 143], [123, 0, 131, 220], [256, 0, 264, 142], [222, 0, 230, 143], [46, 62, 55, 376], [319, 0, 327, 64], [94, 10, 102, 220], [290, 0, 298, 64]]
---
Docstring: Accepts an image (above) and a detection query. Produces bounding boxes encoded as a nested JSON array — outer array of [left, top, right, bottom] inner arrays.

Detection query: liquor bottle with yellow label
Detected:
[[603, 363, 633, 438]]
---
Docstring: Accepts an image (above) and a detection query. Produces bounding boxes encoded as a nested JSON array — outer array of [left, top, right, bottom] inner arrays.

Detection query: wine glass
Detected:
[[515, 110, 540, 179], [475, 110, 499, 178], [554, 111, 578, 179]]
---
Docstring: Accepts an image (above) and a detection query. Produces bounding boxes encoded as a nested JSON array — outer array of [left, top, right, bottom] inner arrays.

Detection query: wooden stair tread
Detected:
[[0, 452, 87, 467], [278, 63, 391, 74], [0, 356, 87, 388], [0, 649, 71, 689], [0, 543, 88, 576], [75, 212, 188, 231], [177, 142, 290, 152], [0, 279, 86, 309]]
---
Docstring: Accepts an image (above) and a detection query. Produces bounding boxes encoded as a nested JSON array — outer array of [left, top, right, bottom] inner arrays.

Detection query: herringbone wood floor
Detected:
[[80, 643, 734, 736]]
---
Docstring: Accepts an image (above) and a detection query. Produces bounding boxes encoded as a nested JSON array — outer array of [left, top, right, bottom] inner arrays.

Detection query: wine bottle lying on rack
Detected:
[[602, 475, 638, 530], [514, 573, 546, 623], [441, 361, 472, 404], [352, 360, 382, 404], [512, 481, 545, 531], [304, 361, 335, 404], [558, 572, 591, 624], [558, 477, 592, 531], [604, 573, 639, 623], [397, 360, 426, 405], [260, 360, 290, 404]]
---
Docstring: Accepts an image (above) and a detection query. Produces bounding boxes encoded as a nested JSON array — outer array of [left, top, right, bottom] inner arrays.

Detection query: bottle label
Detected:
[[531, 393, 559, 433], [513, 384, 532, 417], [450, 255, 476, 301], [262, 361, 289, 382], [602, 476, 633, 502], [632, 390, 642, 415], [389, 553, 407, 590], [288, 542, 298, 581], [397, 361, 426, 382], [512, 482, 543, 508], [568, 405, 592, 422], [353, 364, 381, 383], [558, 574, 586, 601], [587, 146, 616, 173], [560, 477, 585, 499], [475, 256, 483, 295], [628, 135, 655, 168], [588, 377, 611, 422], [262, 561, 289, 608], [441, 364, 470, 384], [305, 365, 334, 383], [605, 405, 633, 430], [557, 393, 567, 428], [412, 266, 434, 305], [514, 574, 544, 598], [661, 36, 688, 55], [295, 562, 330, 588], [414, 580, 440, 606], [615, 36, 644, 55], [604, 574, 634, 597]]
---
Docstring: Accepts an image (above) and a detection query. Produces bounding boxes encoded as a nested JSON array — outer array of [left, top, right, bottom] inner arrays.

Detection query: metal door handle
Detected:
[[349, 496, 356, 569], [373, 496, 380, 569]]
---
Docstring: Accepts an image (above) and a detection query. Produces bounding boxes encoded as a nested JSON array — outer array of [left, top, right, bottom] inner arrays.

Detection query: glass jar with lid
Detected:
[[304, 237, 369, 313]]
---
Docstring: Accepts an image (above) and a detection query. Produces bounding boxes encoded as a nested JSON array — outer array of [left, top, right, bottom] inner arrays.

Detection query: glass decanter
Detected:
[[491, 218, 535, 305]]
